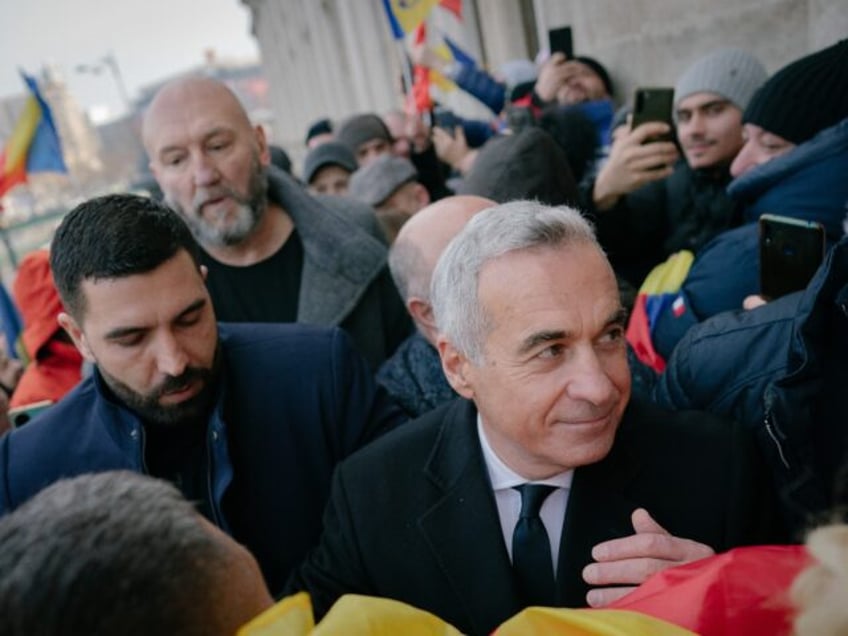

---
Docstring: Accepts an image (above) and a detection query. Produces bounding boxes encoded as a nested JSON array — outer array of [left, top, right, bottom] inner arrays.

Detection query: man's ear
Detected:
[[437, 335, 474, 399], [57, 312, 95, 363], [255, 125, 271, 166], [407, 297, 438, 345], [200, 264, 208, 282]]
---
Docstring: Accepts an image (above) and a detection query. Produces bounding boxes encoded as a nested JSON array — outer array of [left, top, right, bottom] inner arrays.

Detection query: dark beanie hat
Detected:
[[304, 118, 333, 146], [302, 141, 358, 184], [574, 56, 614, 98], [336, 114, 393, 154], [743, 39, 848, 145], [457, 128, 578, 207]]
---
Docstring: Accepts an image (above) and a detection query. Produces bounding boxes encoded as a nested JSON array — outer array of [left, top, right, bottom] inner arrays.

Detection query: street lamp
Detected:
[[75, 51, 132, 113]]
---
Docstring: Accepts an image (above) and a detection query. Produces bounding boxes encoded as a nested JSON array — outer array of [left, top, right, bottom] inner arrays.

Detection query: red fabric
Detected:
[[438, 0, 462, 19], [626, 294, 666, 372], [610, 545, 811, 636], [9, 339, 82, 408], [13, 249, 63, 359], [510, 92, 544, 119]]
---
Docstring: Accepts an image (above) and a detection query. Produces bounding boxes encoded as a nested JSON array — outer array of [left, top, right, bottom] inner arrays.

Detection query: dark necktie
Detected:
[[512, 484, 557, 606]]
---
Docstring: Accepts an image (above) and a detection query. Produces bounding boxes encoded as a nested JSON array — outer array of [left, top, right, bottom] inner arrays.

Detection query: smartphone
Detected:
[[548, 26, 573, 59], [759, 214, 825, 300], [631, 87, 675, 142], [9, 399, 53, 428]]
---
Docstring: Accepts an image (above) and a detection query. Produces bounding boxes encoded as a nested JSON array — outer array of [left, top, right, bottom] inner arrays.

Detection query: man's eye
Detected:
[[114, 334, 144, 348], [600, 328, 625, 345], [176, 313, 202, 328], [164, 156, 185, 167], [538, 344, 565, 359]]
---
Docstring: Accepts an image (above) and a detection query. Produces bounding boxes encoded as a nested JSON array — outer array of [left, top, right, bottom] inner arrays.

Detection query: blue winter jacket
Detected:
[[654, 236, 848, 533], [652, 118, 848, 358], [0, 323, 404, 595]]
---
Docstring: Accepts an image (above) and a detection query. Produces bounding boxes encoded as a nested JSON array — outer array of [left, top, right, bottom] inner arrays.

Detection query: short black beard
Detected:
[[100, 346, 222, 427]]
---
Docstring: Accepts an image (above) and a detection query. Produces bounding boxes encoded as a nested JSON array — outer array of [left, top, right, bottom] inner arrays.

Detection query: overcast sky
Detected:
[[0, 0, 260, 123]]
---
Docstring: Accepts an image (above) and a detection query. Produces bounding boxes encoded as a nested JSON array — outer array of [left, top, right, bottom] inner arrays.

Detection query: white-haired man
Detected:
[[289, 201, 786, 635]]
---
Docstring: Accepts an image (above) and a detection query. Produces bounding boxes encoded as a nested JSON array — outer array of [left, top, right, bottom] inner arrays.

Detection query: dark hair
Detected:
[[0, 472, 230, 636], [50, 193, 201, 319]]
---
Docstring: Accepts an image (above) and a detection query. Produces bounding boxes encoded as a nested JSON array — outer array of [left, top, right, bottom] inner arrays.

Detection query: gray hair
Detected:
[[0, 472, 230, 636], [430, 201, 599, 363]]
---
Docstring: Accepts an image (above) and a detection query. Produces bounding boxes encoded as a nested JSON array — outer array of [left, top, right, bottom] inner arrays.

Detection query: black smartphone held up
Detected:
[[759, 214, 826, 300], [548, 25, 573, 59], [9, 399, 53, 428], [631, 87, 675, 142]]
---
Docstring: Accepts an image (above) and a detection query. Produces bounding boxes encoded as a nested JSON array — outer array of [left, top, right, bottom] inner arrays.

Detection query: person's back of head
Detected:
[[537, 105, 599, 182], [348, 154, 419, 208], [0, 471, 272, 636], [50, 193, 199, 321], [457, 128, 579, 207], [388, 195, 494, 343]]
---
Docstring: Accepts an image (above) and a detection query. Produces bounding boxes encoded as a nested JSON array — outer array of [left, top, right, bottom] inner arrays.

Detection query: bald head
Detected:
[[142, 77, 255, 150], [389, 195, 494, 342]]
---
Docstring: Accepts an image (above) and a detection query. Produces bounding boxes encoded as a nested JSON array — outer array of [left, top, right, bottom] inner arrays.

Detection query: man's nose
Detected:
[[192, 154, 221, 187], [155, 332, 189, 378], [686, 112, 706, 136], [566, 349, 616, 405], [730, 141, 756, 178]]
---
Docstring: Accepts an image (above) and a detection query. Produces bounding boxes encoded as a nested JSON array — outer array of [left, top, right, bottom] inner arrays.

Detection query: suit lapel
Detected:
[[418, 400, 522, 635], [555, 423, 643, 606]]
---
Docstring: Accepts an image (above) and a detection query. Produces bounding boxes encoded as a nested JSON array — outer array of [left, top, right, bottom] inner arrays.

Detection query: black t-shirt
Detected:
[[144, 416, 213, 520], [201, 229, 304, 323]]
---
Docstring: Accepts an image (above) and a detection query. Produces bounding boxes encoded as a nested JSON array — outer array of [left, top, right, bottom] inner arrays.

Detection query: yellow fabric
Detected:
[[387, 0, 439, 34], [237, 592, 314, 636], [4, 97, 40, 171], [312, 594, 463, 636], [494, 607, 696, 635], [429, 43, 457, 91], [637, 250, 694, 295]]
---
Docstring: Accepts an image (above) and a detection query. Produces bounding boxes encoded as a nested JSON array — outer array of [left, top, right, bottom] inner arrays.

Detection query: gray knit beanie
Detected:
[[674, 48, 767, 113]]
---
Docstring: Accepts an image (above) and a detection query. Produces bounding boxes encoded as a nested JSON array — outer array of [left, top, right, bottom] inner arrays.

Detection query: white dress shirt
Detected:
[[477, 416, 573, 575]]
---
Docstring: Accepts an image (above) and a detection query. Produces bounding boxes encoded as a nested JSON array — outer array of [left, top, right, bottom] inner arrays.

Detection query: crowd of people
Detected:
[[0, 33, 846, 635]]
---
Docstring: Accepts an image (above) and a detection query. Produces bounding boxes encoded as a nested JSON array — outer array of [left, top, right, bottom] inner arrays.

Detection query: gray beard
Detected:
[[167, 162, 269, 248]]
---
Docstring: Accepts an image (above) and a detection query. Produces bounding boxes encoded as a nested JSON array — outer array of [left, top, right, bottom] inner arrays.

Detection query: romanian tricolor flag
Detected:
[[0, 71, 67, 201], [382, 0, 440, 39], [626, 250, 694, 372]]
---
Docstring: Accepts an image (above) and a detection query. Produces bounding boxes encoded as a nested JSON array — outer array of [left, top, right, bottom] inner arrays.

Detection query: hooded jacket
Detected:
[[651, 118, 848, 358]]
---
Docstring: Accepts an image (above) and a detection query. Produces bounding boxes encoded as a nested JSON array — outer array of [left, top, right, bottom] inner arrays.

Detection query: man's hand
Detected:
[[743, 294, 768, 310], [433, 125, 476, 174], [592, 123, 679, 211], [582, 508, 715, 607], [533, 52, 570, 102]]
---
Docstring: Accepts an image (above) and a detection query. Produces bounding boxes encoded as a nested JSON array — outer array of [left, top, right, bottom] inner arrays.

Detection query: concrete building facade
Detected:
[[242, 0, 846, 171]]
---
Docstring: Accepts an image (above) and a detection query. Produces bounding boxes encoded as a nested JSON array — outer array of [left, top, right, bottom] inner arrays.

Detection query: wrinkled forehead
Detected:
[[143, 81, 251, 149]]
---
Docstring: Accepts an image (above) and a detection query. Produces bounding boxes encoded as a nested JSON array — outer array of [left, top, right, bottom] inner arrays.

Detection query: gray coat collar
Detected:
[[266, 167, 387, 325]]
